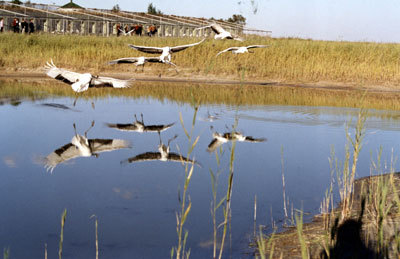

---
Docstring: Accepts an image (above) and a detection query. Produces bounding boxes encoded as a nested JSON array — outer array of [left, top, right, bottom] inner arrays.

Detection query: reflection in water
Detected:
[[40, 103, 76, 111], [121, 134, 199, 166], [198, 111, 221, 122], [43, 122, 131, 172], [3, 156, 17, 168], [207, 127, 267, 153], [106, 114, 174, 133], [0, 97, 23, 106]]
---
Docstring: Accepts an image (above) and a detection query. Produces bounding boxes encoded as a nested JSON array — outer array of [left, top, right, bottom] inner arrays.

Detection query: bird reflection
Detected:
[[106, 114, 174, 133], [121, 133, 199, 166], [43, 121, 131, 173], [207, 127, 266, 153], [199, 111, 220, 122]]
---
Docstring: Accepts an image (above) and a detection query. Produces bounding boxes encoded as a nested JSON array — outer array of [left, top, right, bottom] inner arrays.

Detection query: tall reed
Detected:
[[295, 211, 309, 259], [3, 248, 9, 259], [59, 209, 67, 259], [173, 102, 200, 259], [209, 148, 225, 259], [333, 108, 367, 219], [217, 135, 236, 259]]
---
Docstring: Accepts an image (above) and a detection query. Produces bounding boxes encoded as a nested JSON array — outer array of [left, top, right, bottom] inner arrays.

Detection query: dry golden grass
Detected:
[[1, 33, 400, 86]]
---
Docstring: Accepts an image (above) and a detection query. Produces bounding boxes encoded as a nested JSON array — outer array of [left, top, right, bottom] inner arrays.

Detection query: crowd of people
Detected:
[[0, 18, 35, 34], [0, 18, 159, 37]]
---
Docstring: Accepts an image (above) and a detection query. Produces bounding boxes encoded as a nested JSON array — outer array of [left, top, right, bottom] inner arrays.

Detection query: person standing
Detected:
[[0, 18, 4, 33], [13, 18, 20, 33], [21, 19, 28, 34], [28, 19, 34, 34], [116, 23, 121, 36]]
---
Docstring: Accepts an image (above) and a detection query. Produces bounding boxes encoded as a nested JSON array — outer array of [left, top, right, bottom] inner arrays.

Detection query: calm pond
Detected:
[[1, 80, 400, 258]]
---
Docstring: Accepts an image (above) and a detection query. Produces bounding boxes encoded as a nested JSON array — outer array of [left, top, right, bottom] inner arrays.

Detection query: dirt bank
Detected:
[[1, 70, 400, 94], [259, 173, 400, 258]]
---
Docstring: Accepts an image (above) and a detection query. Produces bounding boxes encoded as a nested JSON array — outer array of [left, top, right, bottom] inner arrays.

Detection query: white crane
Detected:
[[207, 130, 266, 153], [127, 38, 205, 64], [108, 56, 178, 72], [216, 45, 269, 56], [106, 114, 175, 133], [45, 60, 132, 92], [194, 23, 243, 41], [43, 122, 131, 173], [118, 28, 134, 36]]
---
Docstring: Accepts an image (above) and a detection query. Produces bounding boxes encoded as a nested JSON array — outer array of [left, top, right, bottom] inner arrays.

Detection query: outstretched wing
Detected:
[[170, 39, 205, 53], [246, 45, 269, 49], [216, 47, 239, 56], [106, 123, 140, 132], [44, 60, 82, 85], [128, 44, 164, 54], [233, 36, 244, 42], [210, 24, 226, 34], [167, 153, 198, 165], [244, 136, 267, 143], [89, 139, 131, 153], [143, 122, 175, 132], [44, 143, 80, 173], [144, 57, 163, 63], [207, 138, 224, 153], [108, 57, 140, 64], [193, 25, 212, 31], [91, 76, 132, 89], [121, 152, 161, 164]]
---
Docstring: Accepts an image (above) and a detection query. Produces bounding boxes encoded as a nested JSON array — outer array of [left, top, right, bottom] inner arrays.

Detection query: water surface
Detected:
[[1, 84, 400, 258]]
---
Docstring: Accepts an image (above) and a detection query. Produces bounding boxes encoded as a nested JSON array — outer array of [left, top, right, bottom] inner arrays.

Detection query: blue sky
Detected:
[[39, 0, 400, 42]]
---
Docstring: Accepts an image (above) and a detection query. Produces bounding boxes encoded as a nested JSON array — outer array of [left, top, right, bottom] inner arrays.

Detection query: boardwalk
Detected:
[[0, 2, 270, 37]]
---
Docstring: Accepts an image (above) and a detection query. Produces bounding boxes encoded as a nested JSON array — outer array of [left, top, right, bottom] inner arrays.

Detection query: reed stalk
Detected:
[[3, 248, 9, 259], [59, 209, 67, 259], [209, 148, 225, 259], [217, 138, 236, 259], [295, 211, 309, 259], [281, 146, 288, 224], [174, 103, 199, 259]]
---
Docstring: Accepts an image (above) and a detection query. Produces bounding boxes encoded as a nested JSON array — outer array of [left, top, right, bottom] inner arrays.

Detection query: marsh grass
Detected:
[[295, 211, 309, 259], [1, 33, 400, 85]]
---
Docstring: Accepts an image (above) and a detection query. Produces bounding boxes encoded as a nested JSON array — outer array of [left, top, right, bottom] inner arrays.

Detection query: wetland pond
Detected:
[[1, 80, 400, 258]]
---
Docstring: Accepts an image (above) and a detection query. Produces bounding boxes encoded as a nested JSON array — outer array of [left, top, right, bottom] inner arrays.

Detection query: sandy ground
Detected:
[[1, 69, 400, 94]]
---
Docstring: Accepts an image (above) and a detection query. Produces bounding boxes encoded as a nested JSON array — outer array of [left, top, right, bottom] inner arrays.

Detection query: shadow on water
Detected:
[[321, 198, 380, 259]]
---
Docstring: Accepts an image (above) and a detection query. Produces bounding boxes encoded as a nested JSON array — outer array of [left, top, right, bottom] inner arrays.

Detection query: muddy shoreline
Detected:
[[2, 70, 400, 94]]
